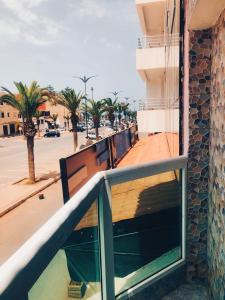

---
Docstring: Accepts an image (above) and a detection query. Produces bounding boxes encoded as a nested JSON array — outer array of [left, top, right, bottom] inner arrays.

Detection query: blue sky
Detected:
[[0, 0, 145, 108]]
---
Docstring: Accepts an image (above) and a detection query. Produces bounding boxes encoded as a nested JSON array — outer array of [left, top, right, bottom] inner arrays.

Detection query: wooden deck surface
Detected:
[[76, 133, 179, 231]]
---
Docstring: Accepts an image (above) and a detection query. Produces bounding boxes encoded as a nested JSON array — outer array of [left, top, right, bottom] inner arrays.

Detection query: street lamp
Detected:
[[110, 91, 122, 99], [91, 87, 94, 100], [110, 91, 122, 131], [124, 97, 130, 104], [73, 75, 97, 138], [133, 99, 136, 111]]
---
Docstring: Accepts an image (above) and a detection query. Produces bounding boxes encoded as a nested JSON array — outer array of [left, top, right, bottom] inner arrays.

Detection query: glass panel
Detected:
[[111, 170, 182, 296], [28, 200, 101, 300]]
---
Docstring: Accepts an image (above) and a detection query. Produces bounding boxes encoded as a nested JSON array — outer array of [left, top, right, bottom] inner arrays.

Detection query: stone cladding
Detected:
[[187, 29, 212, 282], [208, 10, 225, 300]]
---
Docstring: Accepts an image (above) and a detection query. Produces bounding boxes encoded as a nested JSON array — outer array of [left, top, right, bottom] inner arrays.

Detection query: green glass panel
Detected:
[[111, 170, 182, 296], [28, 200, 102, 300]]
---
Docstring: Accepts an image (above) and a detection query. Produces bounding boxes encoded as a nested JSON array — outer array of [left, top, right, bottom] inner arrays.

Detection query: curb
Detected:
[[0, 175, 61, 217]]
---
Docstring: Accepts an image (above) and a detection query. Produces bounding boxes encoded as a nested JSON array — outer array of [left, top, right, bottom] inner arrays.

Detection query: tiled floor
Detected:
[[117, 133, 179, 168], [161, 283, 209, 300]]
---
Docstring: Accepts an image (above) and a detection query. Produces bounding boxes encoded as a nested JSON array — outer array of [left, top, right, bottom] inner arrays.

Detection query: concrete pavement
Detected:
[[0, 179, 64, 264], [0, 132, 86, 215], [0, 132, 83, 189]]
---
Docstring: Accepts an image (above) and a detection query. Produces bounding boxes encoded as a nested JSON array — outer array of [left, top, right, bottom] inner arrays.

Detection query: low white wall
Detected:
[[137, 109, 179, 136]]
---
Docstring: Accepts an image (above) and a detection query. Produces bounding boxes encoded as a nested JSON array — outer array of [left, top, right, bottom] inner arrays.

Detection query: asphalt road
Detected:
[[0, 132, 87, 190]]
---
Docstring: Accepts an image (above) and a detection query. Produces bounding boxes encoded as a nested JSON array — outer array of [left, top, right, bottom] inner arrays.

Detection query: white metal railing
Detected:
[[138, 34, 180, 49], [0, 156, 187, 300], [139, 98, 179, 110]]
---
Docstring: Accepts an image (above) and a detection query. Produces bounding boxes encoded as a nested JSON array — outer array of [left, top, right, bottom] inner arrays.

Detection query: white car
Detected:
[[88, 132, 102, 140]]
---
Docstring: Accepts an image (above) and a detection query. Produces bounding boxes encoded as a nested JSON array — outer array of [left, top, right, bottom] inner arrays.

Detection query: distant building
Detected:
[[37, 101, 69, 130], [136, 0, 180, 138], [0, 93, 69, 137], [0, 95, 20, 136]]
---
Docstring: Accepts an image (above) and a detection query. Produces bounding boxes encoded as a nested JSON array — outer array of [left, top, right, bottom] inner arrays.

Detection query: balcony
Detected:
[[188, 0, 225, 30], [137, 99, 179, 136], [138, 34, 179, 49], [0, 156, 187, 300], [139, 98, 179, 110], [136, 0, 166, 35], [136, 35, 179, 81]]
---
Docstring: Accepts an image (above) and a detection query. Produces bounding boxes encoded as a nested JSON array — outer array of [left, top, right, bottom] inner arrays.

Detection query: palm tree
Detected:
[[103, 97, 118, 129], [120, 102, 129, 121], [116, 102, 123, 125], [56, 88, 85, 151], [64, 114, 70, 131], [35, 110, 43, 137], [86, 99, 104, 140], [0, 81, 47, 183], [50, 113, 58, 128]]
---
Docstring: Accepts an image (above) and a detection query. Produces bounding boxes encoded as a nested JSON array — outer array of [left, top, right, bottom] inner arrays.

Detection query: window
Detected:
[[0, 112, 4, 118], [7, 112, 10, 117]]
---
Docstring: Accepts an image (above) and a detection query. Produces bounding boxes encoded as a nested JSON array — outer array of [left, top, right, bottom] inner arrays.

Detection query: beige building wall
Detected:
[[0, 103, 20, 137], [45, 102, 69, 128]]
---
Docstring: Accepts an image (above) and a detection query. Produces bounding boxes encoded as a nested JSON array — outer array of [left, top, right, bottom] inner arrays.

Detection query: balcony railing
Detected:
[[0, 156, 187, 300], [139, 98, 179, 110], [138, 34, 180, 49]]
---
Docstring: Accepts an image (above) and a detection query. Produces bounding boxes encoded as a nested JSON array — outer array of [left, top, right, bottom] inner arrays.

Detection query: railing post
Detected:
[[109, 136, 115, 169], [128, 127, 132, 148], [182, 165, 187, 260], [59, 158, 70, 203], [98, 181, 115, 300]]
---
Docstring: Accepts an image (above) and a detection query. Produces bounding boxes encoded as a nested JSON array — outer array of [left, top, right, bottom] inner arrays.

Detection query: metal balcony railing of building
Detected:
[[60, 125, 139, 202], [139, 98, 179, 110], [137, 34, 180, 49], [0, 155, 187, 300]]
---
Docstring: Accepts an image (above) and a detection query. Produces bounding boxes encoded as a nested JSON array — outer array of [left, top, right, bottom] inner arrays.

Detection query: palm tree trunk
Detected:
[[95, 126, 99, 141], [37, 124, 40, 137], [27, 136, 35, 183], [72, 121, 78, 151]]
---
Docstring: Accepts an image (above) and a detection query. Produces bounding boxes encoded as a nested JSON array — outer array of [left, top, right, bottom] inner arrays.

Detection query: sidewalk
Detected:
[[0, 175, 60, 217], [0, 180, 64, 264]]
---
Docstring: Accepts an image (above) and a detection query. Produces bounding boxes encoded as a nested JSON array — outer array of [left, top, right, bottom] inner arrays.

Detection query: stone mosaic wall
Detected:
[[187, 29, 212, 282], [208, 10, 225, 300]]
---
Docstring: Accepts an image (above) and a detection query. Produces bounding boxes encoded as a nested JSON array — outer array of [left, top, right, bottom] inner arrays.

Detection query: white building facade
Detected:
[[136, 0, 180, 140]]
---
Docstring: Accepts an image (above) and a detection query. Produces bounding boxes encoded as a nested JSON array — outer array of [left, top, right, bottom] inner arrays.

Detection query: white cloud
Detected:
[[71, 0, 107, 19], [99, 37, 122, 50], [0, 0, 63, 46]]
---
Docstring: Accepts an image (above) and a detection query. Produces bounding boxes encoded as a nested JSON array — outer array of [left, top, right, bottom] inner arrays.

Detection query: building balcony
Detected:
[[188, 0, 225, 30], [136, 0, 166, 35], [138, 34, 179, 49], [0, 154, 188, 300], [139, 98, 179, 110], [136, 39, 179, 81]]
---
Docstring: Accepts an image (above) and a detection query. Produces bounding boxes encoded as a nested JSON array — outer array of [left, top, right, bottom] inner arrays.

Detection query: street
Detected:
[[0, 128, 108, 264], [0, 132, 87, 190]]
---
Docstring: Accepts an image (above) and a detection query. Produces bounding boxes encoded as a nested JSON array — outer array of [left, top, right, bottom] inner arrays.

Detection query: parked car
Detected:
[[69, 125, 85, 132], [88, 132, 103, 140], [44, 130, 60, 138]]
